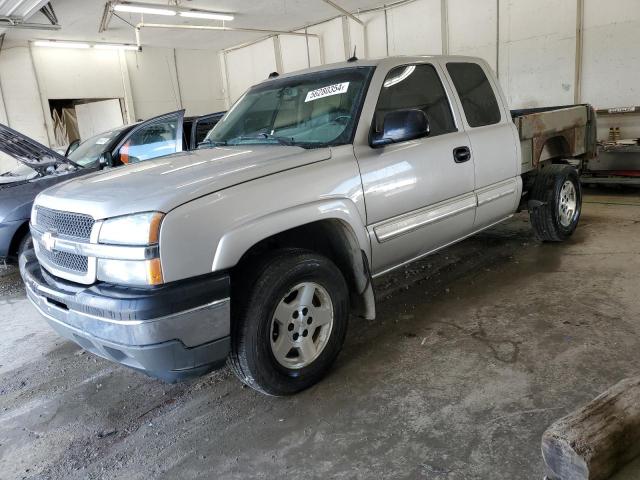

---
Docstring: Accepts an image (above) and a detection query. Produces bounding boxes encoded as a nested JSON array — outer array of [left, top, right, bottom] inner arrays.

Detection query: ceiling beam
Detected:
[[0, 17, 60, 29], [321, 0, 363, 25], [136, 22, 321, 38], [98, 2, 113, 33]]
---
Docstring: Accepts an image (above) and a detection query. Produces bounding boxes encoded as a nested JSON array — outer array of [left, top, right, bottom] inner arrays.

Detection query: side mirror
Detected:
[[99, 151, 114, 169], [370, 109, 430, 148]]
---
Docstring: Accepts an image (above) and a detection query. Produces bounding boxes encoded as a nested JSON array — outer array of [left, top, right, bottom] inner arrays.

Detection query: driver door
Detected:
[[354, 62, 476, 275], [113, 110, 185, 166]]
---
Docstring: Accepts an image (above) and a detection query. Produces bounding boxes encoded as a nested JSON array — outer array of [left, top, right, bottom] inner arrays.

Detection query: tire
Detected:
[[228, 249, 349, 396], [17, 232, 33, 259], [529, 164, 582, 242]]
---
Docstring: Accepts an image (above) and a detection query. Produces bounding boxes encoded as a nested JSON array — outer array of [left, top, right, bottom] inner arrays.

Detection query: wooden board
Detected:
[[542, 376, 640, 480]]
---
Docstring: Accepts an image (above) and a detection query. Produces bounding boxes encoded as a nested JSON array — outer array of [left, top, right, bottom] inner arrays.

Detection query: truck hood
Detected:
[[36, 145, 331, 219], [0, 123, 80, 175]]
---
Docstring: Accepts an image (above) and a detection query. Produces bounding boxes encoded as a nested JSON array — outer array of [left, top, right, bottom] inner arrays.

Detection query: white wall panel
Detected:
[[225, 38, 278, 103], [0, 81, 7, 125], [0, 46, 48, 144], [0, 43, 223, 148], [307, 17, 345, 64], [218, 51, 230, 109], [581, 0, 640, 110], [348, 18, 366, 59], [280, 34, 321, 73], [126, 47, 181, 121], [31, 46, 127, 145], [448, 0, 497, 71], [32, 47, 124, 100], [175, 49, 227, 115], [361, 10, 387, 59], [386, 0, 442, 56], [498, 0, 577, 109], [75, 99, 124, 141]]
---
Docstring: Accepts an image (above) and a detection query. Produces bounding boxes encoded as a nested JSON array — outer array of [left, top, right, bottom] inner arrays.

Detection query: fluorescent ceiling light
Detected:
[[94, 44, 139, 51], [111, 2, 233, 20], [179, 11, 234, 21], [113, 4, 176, 16], [33, 40, 91, 49], [33, 41, 138, 50]]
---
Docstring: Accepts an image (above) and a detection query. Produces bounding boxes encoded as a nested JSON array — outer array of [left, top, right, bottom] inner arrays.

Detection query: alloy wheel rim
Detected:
[[558, 180, 577, 227], [269, 282, 334, 369]]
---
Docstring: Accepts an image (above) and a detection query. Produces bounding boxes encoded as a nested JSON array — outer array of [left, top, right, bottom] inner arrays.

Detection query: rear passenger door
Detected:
[[443, 61, 521, 228], [355, 62, 476, 275]]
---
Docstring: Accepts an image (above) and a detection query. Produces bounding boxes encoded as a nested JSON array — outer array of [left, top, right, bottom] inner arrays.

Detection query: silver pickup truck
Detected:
[[20, 56, 596, 395]]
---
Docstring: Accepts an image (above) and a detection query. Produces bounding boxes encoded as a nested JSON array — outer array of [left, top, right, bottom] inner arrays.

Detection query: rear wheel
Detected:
[[529, 164, 582, 242], [228, 249, 349, 396]]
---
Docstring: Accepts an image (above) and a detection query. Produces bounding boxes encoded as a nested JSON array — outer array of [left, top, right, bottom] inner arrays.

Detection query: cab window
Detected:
[[374, 64, 457, 138], [446, 62, 501, 127]]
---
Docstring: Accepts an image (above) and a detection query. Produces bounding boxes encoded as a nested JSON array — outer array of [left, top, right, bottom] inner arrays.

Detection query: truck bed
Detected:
[[511, 104, 597, 173]]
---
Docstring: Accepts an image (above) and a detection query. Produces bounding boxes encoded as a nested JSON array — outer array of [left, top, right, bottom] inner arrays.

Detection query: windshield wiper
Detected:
[[198, 139, 228, 148], [233, 133, 296, 146]]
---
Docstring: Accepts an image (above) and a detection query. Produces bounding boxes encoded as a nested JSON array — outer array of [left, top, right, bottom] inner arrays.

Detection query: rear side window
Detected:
[[446, 62, 501, 127], [375, 64, 457, 137]]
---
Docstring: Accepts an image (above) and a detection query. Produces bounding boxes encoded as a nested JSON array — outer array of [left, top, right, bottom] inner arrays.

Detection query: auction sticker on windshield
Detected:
[[305, 82, 349, 102]]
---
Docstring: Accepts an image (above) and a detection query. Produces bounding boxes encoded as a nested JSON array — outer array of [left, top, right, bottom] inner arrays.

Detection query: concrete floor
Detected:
[[1, 188, 640, 480]]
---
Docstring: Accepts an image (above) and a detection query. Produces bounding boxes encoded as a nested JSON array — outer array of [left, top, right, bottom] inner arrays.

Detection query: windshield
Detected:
[[68, 127, 126, 167], [204, 67, 374, 149], [0, 161, 38, 183]]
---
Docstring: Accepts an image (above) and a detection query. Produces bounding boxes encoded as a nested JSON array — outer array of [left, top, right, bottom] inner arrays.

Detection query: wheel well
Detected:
[[8, 221, 29, 259], [232, 219, 374, 319], [521, 161, 576, 211], [536, 135, 574, 166]]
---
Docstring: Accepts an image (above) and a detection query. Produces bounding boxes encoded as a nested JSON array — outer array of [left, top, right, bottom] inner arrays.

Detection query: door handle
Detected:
[[453, 146, 471, 163]]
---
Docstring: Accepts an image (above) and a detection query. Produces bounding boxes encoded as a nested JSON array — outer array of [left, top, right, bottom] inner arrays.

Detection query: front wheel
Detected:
[[17, 232, 33, 259], [529, 164, 582, 242], [229, 249, 349, 396]]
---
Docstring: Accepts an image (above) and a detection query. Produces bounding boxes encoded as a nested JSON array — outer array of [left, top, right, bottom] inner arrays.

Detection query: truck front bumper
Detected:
[[19, 249, 231, 382]]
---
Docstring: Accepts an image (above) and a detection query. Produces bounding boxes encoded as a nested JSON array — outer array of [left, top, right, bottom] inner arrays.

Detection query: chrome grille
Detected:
[[36, 207, 94, 240], [38, 247, 89, 274], [33, 207, 95, 280]]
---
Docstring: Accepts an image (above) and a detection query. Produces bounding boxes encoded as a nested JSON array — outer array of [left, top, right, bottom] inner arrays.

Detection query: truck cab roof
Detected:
[[266, 55, 490, 81]]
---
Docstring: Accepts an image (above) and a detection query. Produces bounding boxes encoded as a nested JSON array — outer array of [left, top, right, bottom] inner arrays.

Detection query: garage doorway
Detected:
[[48, 98, 125, 147]]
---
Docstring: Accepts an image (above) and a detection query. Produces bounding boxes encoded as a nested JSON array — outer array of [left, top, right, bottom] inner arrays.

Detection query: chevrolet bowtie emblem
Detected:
[[42, 232, 57, 252]]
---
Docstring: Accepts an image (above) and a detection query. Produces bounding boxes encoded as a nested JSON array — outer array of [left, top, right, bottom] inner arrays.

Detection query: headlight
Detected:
[[97, 212, 164, 286], [99, 212, 164, 246], [97, 258, 163, 286]]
